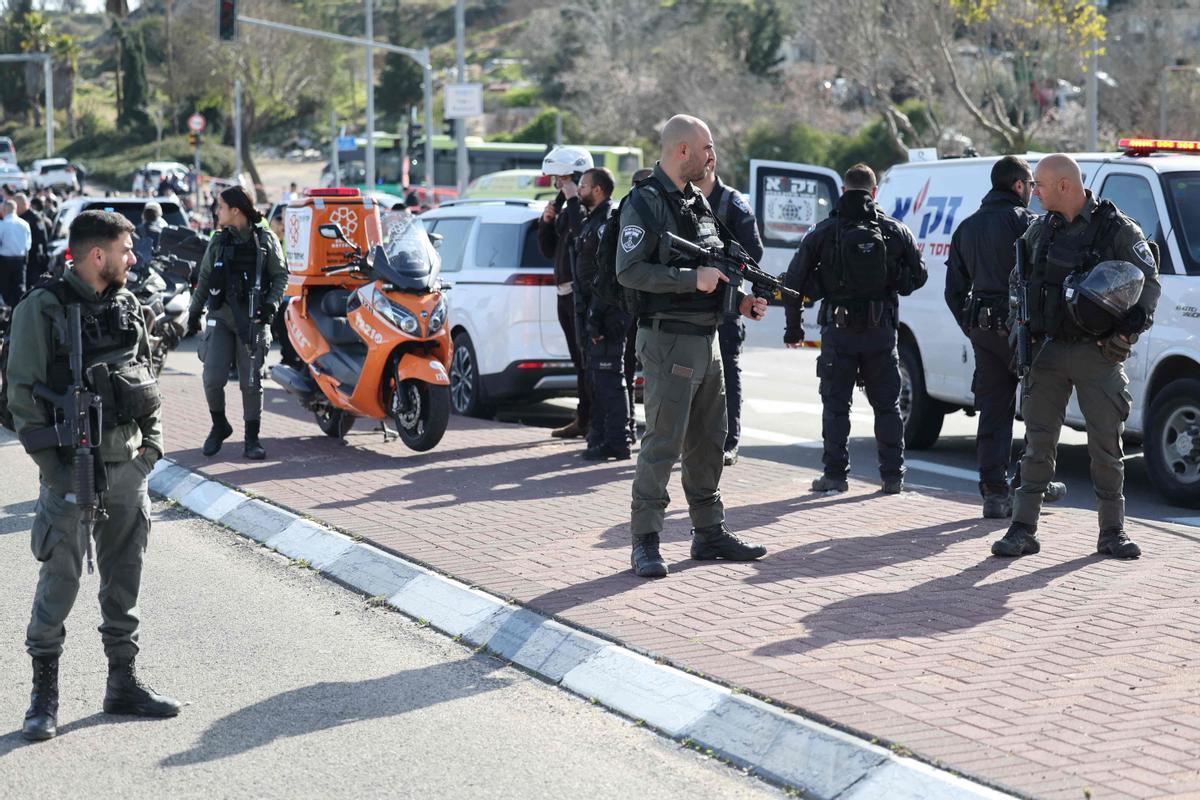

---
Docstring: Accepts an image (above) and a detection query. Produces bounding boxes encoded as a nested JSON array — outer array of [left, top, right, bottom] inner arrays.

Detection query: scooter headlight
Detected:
[[367, 285, 420, 335], [427, 299, 447, 335]]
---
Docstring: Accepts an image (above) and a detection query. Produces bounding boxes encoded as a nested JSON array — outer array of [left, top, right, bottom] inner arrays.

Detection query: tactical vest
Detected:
[[210, 228, 264, 309], [637, 178, 724, 316], [1027, 200, 1122, 339], [43, 280, 161, 429]]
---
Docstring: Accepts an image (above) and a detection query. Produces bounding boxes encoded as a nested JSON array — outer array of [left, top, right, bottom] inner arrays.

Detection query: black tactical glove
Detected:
[[1116, 306, 1147, 336], [253, 302, 277, 326], [186, 311, 202, 337], [1098, 332, 1136, 363]]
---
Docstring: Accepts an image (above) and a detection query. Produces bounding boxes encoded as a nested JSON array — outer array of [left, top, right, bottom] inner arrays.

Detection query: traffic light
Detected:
[[188, 131, 200, 148], [217, 0, 238, 42]]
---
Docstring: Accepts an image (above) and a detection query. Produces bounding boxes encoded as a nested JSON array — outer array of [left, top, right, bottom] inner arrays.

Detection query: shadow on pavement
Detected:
[[753, 554, 1098, 658], [0, 712, 158, 759], [0, 498, 36, 536], [161, 655, 511, 767]]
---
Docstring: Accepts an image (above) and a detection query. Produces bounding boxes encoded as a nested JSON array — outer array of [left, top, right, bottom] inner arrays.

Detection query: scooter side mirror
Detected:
[[317, 223, 346, 242], [428, 232, 444, 249]]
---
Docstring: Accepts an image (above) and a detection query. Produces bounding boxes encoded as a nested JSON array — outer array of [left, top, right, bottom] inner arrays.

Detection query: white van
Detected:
[[750, 141, 1200, 507]]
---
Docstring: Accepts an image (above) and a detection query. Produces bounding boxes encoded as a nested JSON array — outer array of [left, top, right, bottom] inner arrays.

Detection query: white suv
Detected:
[[30, 158, 79, 192], [753, 142, 1200, 507], [418, 199, 575, 417]]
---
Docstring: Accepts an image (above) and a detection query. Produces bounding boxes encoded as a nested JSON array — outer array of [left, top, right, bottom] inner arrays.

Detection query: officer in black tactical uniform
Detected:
[[8, 210, 179, 740], [617, 114, 769, 578], [992, 154, 1160, 560], [186, 186, 288, 461], [573, 167, 630, 460], [945, 156, 1066, 518], [697, 157, 764, 467], [783, 164, 927, 494]]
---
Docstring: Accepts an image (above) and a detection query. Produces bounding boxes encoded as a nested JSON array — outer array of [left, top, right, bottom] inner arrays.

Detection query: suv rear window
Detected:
[[472, 221, 551, 269]]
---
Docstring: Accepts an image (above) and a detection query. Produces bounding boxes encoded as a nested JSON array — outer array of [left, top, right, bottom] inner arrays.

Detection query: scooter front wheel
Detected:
[[392, 379, 450, 452], [315, 405, 356, 438]]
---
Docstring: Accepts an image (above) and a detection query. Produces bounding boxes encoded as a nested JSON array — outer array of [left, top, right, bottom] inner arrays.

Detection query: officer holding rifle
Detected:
[[615, 114, 776, 578], [187, 186, 287, 461], [8, 210, 180, 740]]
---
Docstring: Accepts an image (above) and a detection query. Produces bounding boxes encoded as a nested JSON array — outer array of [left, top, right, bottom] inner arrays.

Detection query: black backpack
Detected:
[[828, 214, 889, 299], [592, 178, 665, 314]]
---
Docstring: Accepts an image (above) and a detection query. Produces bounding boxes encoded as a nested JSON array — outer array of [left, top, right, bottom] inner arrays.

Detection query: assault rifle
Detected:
[[1013, 239, 1033, 392], [19, 304, 107, 574], [664, 233, 799, 316], [246, 250, 266, 393]]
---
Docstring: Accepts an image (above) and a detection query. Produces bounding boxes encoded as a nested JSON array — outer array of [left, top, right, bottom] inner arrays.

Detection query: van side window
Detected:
[[1099, 173, 1173, 273], [426, 218, 473, 272]]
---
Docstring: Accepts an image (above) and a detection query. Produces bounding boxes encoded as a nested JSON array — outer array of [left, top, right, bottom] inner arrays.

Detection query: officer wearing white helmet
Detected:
[[538, 145, 595, 440]]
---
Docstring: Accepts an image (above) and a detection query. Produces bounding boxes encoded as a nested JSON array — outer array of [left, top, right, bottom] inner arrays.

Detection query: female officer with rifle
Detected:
[[186, 186, 287, 460]]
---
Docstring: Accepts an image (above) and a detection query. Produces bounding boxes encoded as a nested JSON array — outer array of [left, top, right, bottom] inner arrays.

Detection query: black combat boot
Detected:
[[22, 656, 59, 741], [811, 475, 848, 493], [631, 533, 668, 578], [103, 657, 181, 718], [244, 419, 266, 461], [202, 411, 234, 457], [991, 522, 1040, 557], [881, 476, 904, 494], [691, 524, 767, 562], [982, 486, 1012, 519], [581, 444, 631, 461], [1097, 528, 1141, 559]]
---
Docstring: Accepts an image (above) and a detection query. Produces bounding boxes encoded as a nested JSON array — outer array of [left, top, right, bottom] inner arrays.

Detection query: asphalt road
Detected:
[[0, 434, 782, 800]]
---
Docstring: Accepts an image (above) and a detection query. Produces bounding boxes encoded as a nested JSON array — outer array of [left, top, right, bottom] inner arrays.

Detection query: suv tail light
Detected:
[[504, 273, 555, 286]]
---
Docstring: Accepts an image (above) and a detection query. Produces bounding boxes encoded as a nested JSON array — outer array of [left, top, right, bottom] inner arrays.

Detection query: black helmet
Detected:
[[1064, 260, 1145, 337]]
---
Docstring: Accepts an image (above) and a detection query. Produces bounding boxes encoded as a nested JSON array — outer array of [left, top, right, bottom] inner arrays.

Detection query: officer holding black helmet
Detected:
[[992, 154, 1160, 560], [945, 156, 1066, 519], [617, 114, 769, 578], [783, 164, 926, 494], [697, 156, 763, 467]]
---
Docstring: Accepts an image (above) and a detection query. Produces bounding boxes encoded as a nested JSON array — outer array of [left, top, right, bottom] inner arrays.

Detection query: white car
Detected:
[[137, 161, 191, 193], [0, 136, 16, 166], [752, 139, 1200, 507], [30, 158, 79, 192], [417, 199, 575, 417], [0, 162, 29, 191]]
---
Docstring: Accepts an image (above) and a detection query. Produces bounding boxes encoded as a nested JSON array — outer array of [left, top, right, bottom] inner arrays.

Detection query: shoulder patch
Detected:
[[732, 192, 751, 214], [620, 226, 645, 253], [597, 222, 607, 240], [1134, 240, 1156, 268]]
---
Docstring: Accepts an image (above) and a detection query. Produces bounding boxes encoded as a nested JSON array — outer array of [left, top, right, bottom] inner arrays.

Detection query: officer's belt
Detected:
[[637, 318, 716, 336], [818, 300, 892, 328], [970, 295, 1009, 332]]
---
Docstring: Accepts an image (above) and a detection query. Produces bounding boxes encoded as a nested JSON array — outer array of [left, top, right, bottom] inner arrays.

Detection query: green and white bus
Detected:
[[323, 135, 643, 202]]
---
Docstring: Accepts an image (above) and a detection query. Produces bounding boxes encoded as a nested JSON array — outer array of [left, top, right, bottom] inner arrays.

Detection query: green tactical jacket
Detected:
[[7, 269, 164, 491]]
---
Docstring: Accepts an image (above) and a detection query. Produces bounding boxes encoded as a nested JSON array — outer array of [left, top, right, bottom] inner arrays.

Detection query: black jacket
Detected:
[[782, 190, 925, 343], [944, 188, 1035, 328], [537, 191, 585, 286], [706, 177, 764, 263]]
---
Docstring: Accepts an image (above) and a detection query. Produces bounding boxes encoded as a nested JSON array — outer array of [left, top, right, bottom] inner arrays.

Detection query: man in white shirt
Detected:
[[0, 199, 33, 306]]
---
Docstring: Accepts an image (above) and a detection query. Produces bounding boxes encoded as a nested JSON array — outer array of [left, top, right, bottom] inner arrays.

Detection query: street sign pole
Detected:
[[234, 78, 243, 179], [331, 109, 339, 189], [455, 0, 468, 195], [423, 51, 434, 200], [365, 0, 375, 190]]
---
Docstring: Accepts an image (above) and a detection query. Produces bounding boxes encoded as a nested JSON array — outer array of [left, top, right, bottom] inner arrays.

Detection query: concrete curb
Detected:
[[149, 458, 1018, 800]]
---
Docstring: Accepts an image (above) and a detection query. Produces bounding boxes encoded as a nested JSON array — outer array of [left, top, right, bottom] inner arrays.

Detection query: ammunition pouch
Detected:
[[87, 361, 161, 427], [819, 299, 894, 329], [969, 295, 1010, 334]]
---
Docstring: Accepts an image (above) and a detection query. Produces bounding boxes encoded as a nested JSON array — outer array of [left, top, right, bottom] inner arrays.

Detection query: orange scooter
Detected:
[[271, 210, 452, 452]]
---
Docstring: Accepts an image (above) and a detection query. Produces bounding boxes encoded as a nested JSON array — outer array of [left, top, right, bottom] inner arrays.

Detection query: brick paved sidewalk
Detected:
[[160, 368, 1200, 800]]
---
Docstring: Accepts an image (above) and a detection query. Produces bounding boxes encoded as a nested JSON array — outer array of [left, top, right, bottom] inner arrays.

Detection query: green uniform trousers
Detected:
[[26, 456, 153, 659], [630, 324, 727, 537], [200, 317, 265, 423], [1013, 339, 1132, 531]]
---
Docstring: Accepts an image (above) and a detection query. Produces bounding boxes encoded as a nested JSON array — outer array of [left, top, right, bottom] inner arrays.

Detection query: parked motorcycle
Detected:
[[271, 210, 452, 452], [129, 225, 206, 376]]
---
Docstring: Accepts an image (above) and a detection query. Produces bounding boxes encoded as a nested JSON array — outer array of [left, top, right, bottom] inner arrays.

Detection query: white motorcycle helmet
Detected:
[[542, 146, 594, 177]]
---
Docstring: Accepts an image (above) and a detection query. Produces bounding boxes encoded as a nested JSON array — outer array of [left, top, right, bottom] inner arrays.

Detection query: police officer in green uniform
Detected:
[[186, 186, 288, 460], [616, 114, 769, 578], [8, 210, 180, 741], [992, 154, 1161, 560]]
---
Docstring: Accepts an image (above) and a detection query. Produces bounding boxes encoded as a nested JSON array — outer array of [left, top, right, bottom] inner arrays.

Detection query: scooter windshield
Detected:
[[376, 211, 440, 290]]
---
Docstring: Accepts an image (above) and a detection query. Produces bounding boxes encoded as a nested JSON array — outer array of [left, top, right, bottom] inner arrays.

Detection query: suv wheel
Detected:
[[450, 331, 495, 419], [898, 339, 945, 450], [1145, 378, 1200, 508]]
